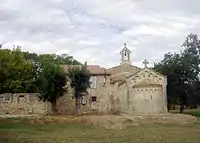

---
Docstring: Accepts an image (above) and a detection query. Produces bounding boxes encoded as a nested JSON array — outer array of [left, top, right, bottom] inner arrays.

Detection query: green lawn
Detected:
[[0, 112, 200, 143], [184, 109, 200, 118]]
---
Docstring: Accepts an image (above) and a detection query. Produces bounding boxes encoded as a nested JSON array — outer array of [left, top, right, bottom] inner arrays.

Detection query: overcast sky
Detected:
[[1, 0, 200, 68]]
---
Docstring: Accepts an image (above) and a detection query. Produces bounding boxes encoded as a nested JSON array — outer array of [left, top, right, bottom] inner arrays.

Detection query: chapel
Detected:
[[59, 44, 168, 115], [106, 44, 168, 114]]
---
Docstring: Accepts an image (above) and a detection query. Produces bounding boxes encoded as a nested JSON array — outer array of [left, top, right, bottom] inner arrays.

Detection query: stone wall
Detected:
[[116, 68, 168, 114], [56, 75, 116, 115], [56, 93, 92, 115], [0, 93, 50, 115]]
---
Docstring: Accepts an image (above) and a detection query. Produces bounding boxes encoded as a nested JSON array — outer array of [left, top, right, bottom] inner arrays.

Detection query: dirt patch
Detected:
[[127, 113, 197, 125], [72, 113, 197, 129], [28, 115, 76, 125], [0, 113, 197, 129]]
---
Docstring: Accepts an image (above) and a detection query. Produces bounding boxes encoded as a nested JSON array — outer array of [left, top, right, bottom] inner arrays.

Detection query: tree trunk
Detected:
[[172, 104, 176, 110], [51, 100, 57, 114], [75, 96, 81, 116], [179, 95, 187, 113], [179, 104, 184, 113], [167, 101, 171, 112]]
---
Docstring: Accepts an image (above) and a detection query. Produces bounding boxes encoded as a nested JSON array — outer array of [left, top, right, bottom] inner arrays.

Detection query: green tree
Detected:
[[67, 63, 91, 115], [22, 52, 80, 93], [22, 51, 40, 92], [181, 33, 200, 109], [0, 47, 33, 93], [154, 33, 200, 113], [55, 54, 80, 65], [38, 53, 80, 66], [37, 62, 67, 113], [154, 53, 181, 111]]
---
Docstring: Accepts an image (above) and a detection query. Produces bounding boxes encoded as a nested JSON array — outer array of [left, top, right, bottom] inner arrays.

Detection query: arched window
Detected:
[[123, 51, 128, 60]]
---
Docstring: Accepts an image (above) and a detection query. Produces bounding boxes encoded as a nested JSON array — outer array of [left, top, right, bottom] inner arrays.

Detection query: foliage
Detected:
[[67, 62, 91, 115], [0, 47, 34, 93], [0, 46, 81, 113], [37, 53, 80, 66], [154, 33, 200, 112], [0, 47, 80, 94], [37, 62, 67, 112]]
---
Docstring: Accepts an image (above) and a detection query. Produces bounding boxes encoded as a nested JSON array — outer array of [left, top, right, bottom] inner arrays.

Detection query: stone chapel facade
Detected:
[[59, 44, 168, 115], [106, 44, 168, 114]]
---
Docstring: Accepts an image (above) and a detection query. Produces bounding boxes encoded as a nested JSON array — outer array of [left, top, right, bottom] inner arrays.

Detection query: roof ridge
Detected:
[[127, 67, 166, 78], [107, 63, 141, 70]]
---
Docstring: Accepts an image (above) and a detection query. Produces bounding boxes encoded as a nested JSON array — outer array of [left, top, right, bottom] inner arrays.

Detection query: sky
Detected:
[[0, 0, 200, 68]]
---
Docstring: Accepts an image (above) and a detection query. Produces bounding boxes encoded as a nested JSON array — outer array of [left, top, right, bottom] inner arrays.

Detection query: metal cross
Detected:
[[143, 59, 149, 68]]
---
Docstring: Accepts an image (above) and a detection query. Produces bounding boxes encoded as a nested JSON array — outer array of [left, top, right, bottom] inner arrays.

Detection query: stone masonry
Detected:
[[0, 93, 51, 115], [57, 44, 168, 115]]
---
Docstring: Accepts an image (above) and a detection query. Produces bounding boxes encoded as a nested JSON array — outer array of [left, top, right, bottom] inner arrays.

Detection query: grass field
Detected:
[[0, 110, 200, 143], [184, 109, 200, 118]]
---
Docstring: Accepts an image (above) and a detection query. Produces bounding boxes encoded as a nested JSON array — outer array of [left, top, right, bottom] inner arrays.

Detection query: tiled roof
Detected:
[[61, 65, 111, 75], [110, 72, 132, 81], [107, 63, 141, 81]]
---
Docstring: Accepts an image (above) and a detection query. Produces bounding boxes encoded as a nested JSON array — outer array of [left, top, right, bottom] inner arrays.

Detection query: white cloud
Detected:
[[78, 39, 101, 46], [0, 0, 200, 68]]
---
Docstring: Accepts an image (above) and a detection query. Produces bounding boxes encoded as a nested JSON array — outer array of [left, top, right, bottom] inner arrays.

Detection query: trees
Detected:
[[54, 54, 80, 65], [154, 33, 200, 113], [67, 63, 91, 115], [35, 53, 79, 113], [0, 46, 80, 114], [154, 53, 180, 110], [22, 52, 80, 93], [0, 47, 33, 93], [0, 47, 80, 94], [37, 53, 80, 66], [37, 62, 67, 113], [1, 46, 95, 114]]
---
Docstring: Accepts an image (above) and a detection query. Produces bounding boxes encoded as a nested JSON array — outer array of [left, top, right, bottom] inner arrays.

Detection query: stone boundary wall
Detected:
[[0, 93, 51, 115], [0, 91, 117, 115]]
